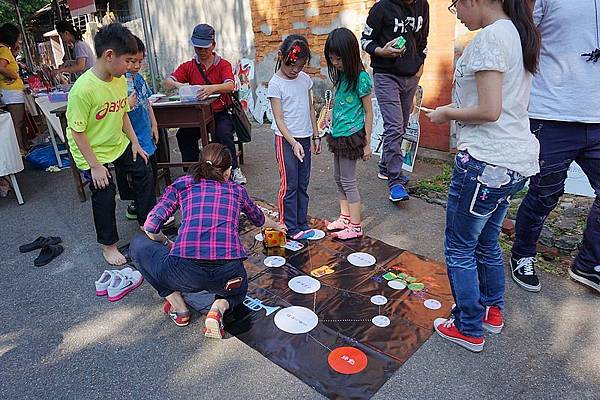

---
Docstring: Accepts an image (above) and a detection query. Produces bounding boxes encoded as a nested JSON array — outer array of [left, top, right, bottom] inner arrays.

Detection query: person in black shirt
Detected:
[[361, 0, 429, 202]]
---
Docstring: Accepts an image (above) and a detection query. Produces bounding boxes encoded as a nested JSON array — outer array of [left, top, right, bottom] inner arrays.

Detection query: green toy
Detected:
[[392, 36, 406, 50]]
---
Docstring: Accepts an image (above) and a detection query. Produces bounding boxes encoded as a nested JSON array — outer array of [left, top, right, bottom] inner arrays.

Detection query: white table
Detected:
[[0, 111, 24, 204], [34, 95, 68, 168]]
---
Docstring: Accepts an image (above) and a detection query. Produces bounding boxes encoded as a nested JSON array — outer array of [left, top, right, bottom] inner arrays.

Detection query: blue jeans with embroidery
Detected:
[[445, 152, 527, 337]]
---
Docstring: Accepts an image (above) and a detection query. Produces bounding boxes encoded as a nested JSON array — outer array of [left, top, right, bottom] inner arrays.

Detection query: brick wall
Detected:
[[249, 0, 455, 151]]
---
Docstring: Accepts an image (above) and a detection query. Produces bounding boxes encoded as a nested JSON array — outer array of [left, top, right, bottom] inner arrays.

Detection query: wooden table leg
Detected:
[[57, 113, 87, 202]]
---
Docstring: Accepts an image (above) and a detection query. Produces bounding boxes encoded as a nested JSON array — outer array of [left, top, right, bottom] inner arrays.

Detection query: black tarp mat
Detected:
[[223, 201, 453, 399], [124, 200, 453, 399]]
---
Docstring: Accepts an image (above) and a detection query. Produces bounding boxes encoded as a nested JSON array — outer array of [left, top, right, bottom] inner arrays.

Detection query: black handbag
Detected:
[[195, 61, 252, 143]]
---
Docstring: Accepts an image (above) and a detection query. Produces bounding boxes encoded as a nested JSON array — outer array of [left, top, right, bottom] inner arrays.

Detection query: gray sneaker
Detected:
[[232, 168, 247, 185]]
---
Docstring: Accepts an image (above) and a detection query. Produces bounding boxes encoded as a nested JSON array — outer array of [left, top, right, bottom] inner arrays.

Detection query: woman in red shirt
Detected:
[[164, 24, 247, 185]]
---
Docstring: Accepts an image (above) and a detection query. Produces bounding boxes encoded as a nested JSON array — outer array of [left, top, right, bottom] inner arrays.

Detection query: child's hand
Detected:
[[426, 104, 455, 125], [292, 141, 305, 162], [152, 125, 159, 143], [91, 164, 111, 189], [132, 142, 149, 164], [363, 145, 372, 161], [128, 93, 137, 108], [312, 137, 322, 155]]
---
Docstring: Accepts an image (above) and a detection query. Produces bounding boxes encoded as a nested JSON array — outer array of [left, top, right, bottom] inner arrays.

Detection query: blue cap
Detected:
[[191, 24, 215, 48]]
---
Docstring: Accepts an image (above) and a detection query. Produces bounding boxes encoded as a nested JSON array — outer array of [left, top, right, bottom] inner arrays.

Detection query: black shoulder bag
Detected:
[[195, 61, 252, 143]]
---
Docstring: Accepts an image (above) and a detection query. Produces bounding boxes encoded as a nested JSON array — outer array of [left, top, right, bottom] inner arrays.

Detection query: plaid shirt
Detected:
[[144, 176, 265, 260]]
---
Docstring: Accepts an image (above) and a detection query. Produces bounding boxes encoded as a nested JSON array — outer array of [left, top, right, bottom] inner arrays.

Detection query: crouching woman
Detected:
[[130, 143, 285, 338]]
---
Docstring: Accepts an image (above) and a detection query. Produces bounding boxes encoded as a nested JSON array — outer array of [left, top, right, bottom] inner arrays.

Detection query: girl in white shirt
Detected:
[[268, 35, 321, 240], [426, 0, 541, 353]]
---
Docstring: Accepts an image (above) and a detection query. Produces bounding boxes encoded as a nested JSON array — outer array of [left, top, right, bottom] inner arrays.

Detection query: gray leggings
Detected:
[[334, 153, 360, 203]]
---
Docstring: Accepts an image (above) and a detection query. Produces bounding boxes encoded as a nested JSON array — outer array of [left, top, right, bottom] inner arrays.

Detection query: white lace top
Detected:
[[453, 19, 540, 177]]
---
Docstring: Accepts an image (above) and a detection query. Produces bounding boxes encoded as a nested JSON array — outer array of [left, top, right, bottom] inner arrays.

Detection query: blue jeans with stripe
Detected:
[[445, 152, 526, 337], [274, 136, 311, 236]]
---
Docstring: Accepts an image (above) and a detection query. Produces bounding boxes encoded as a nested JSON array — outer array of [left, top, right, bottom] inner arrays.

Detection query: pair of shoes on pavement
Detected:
[[19, 236, 64, 267], [434, 306, 504, 353], [512, 255, 600, 294], [326, 215, 363, 240], [95, 268, 143, 302]]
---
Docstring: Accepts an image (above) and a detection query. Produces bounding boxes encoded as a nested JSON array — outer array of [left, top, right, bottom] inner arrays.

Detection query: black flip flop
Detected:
[[34, 244, 64, 267], [19, 236, 62, 253]]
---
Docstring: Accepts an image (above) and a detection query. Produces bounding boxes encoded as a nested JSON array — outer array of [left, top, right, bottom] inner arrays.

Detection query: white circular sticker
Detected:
[[424, 299, 442, 310], [307, 229, 326, 240], [347, 252, 376, 267], [288, 276, 321, 294], [255, 233, 264, 242], [372, 315, 390, 327], [370, 295, 388, 305], [274, 306, 319, 334], [264, 256, 286, 268], [388, 280, 406, 290]]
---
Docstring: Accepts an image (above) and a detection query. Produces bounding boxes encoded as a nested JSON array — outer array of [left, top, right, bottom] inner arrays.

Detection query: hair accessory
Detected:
[[205, 160, 213, 165], [289, 44, 301, 63]]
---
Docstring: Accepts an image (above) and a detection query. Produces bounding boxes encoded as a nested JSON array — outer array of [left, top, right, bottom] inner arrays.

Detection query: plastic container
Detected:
[[178, 85, 202, 102], [48, 91, 68, 103], [125, 72, 134, 95]]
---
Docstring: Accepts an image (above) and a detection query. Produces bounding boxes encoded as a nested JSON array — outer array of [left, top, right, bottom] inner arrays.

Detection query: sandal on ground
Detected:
[[204, 309, 225, 339], [20, 236, 62, 253], [162, 300, 190, 327], [34, 244, 64, 267]]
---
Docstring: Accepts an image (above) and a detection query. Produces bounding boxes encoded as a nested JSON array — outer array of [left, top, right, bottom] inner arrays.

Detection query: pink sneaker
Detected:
[[332, 225, 363, 240], [327, 216, 350, 231]]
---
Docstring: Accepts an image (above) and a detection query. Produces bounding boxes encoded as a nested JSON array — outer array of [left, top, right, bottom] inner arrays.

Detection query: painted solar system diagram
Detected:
[[199, 201, 455, 400]]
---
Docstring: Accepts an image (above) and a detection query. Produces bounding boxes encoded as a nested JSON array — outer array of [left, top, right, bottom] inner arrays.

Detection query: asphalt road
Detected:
[[2, 126, 599, 399]]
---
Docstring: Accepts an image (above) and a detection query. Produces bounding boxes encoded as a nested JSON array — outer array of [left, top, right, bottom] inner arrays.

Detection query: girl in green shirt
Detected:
[[324, 28, 374, 240]]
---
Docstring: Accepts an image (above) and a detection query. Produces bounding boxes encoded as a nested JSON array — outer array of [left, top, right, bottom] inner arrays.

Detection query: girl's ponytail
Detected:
[[501, 0, 541, 74], [189, 143, 232, 182]]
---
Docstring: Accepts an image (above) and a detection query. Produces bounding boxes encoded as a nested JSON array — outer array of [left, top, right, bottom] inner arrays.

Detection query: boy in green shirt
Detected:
[[66, 23, 155, 265]]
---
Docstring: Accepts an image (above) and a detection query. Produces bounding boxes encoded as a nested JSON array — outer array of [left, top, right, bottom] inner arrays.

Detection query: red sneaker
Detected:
[[162, 300, 190, 327], [483, 306, 504, 334], [434, 318, 485, 352], [204, 309, 225, 339]]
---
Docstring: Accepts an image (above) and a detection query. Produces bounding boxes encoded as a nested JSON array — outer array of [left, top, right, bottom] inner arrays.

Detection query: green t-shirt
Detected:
[[331, 70, 373, 138], [66, 69, 130, 170]]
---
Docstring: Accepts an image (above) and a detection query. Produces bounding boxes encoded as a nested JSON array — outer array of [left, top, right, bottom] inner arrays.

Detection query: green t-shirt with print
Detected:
[[331, 70, 373, 138], [66, 69, 130, 170]]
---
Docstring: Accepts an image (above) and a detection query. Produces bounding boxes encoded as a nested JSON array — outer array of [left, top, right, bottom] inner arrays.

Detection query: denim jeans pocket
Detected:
[[468, 182, 509, 218], [530, 119, 544, 138]]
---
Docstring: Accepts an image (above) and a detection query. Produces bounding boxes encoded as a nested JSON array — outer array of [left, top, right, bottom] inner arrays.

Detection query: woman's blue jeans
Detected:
[[445, 152, 527, 337]]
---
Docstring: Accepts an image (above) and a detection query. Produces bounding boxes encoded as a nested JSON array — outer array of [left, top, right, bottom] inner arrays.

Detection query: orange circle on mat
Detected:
[[328, 347, 368, 374]]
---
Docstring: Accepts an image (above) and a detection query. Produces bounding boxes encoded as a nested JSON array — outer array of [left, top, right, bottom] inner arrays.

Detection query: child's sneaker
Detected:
[[107, 270, 144, 302], [204, 309, 225, 339], [162, 301, 191, 327], [483, 306, 504, 334], [332, 224, 363, 240], [327, 215, 350, 231], [126, 202, 137, 220], [95, 267, 133, 296], [434, 317, 484, 352]]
